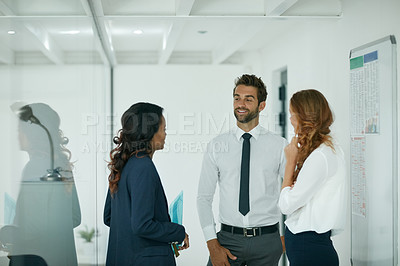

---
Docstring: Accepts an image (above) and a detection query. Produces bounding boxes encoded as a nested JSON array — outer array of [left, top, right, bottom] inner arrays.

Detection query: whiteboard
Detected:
[[349, 36, 397, 265]]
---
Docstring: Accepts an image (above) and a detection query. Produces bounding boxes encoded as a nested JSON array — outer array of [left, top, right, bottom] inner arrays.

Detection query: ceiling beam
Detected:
[[158, 21, 185, 65], [104, 15, 341, 20], [0, 0, 13, 15], [175, 0, 196, 16], [0, 43, 14, 64], [0, 1, 15, 64], [158, 0, 195, 64], [85, 0, 117, 67], [265, 0, 298, 16], [24, 22, 64, 64], [80, 0, 110, 66], [79, 0, 92, 15], [0, 1, 64, 65], [212, 22, 265, 65]]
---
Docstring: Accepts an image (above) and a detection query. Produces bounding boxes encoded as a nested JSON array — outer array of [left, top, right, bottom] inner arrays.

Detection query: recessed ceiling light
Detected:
[[7, 30, 16, 35], [59, 30, 80, 35], [133, 29, 143, 35], [197, 30, 208, 34]]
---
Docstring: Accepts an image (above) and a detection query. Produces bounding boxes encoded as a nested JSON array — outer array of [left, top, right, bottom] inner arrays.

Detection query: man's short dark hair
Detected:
[[233, 74, 268, 104]]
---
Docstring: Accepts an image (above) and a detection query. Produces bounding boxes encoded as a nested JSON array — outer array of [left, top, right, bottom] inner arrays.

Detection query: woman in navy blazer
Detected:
[[104, 102, 189, 266]]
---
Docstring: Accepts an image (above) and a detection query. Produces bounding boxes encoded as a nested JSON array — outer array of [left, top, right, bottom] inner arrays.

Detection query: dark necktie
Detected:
[[239, 133, 252, 216]]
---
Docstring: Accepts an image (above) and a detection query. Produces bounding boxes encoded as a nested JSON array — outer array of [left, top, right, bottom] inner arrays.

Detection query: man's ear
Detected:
[[258, 101, 266, 112]]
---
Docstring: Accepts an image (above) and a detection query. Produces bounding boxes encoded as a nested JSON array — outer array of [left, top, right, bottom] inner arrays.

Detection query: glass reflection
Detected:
[[0, 103, 81, 266]]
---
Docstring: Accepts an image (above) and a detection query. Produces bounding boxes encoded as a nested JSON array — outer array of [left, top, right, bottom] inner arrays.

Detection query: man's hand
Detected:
[[178, 233, 189, 250], [207, 238, 237, 266]]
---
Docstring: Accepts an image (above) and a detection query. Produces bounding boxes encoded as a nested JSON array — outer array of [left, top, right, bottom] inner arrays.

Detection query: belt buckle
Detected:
[[243, 228, 256, 237]]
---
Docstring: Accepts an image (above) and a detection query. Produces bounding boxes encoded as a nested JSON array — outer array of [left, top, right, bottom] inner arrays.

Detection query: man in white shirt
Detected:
[[197, 74, 287, 266]]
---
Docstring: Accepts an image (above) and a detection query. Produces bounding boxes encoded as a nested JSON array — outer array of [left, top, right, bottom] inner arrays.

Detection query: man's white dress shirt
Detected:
[[197, 125, 287, 241], [279, 142, 347, 236]]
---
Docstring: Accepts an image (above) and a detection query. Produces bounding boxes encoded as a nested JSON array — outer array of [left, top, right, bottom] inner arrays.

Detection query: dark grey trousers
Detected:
[[207, 230, 283, 266]]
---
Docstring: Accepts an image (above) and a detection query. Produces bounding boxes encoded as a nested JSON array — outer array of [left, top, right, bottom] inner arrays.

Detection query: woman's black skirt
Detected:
[[285, 227, 339, 266]]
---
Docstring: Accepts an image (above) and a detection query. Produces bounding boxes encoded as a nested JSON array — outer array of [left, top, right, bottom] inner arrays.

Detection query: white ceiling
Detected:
[[0, 0, 342, 66]]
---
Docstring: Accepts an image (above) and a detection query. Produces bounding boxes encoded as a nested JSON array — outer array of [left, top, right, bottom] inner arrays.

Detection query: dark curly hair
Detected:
[[108, 102, 164, 195], [290, 89, 334, 182], [233, 74, 268, 104]]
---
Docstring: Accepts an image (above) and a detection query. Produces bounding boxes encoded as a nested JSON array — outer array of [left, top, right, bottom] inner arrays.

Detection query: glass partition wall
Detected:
[[0, 5, 111, 266]]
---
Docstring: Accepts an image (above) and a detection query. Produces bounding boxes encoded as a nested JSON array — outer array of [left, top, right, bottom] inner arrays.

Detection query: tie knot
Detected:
[[242, 133, 252, 140]]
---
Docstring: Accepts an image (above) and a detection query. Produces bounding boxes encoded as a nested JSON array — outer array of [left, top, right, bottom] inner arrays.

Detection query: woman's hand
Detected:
[[281, 136, 299, 190], [284, 136, 299, 165], [178, 233, 189, 250]]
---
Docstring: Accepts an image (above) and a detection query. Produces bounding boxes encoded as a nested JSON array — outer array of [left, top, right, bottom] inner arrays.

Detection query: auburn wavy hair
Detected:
[[107, 102, 163, 195], [290, 89, 334, 182]]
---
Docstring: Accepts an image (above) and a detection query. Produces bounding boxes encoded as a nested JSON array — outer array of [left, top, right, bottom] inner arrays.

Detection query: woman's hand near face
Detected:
[[285, 136, 299, 165], [281, 136, 299, 190]]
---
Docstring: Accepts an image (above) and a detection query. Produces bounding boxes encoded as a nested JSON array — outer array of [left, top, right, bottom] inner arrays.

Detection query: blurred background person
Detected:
[[0, 103, 81, 266]]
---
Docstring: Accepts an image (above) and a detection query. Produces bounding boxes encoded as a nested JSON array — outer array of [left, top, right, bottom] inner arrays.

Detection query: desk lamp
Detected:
[[17, 105, 63, 181]]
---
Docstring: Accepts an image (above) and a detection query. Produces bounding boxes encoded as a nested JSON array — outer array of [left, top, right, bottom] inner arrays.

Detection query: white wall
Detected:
[[256, 0, 400, 265]]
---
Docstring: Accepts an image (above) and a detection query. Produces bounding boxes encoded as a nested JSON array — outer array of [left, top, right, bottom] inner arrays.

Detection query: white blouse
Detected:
[[278, 142, 347, 236]]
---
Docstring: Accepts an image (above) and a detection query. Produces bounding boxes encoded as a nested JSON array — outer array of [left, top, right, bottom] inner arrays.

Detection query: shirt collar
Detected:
[[234, 124, 261, 141]]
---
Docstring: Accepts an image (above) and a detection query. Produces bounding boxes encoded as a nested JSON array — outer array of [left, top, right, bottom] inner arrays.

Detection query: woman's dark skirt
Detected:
[[285, 227, 339, 266]]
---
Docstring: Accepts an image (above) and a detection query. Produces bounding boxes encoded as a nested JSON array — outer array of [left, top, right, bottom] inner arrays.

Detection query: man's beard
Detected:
[[234, 106, 259, 123]]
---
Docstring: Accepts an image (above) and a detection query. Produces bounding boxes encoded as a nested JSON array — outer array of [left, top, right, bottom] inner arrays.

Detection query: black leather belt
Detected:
[[221, 223, 278, 237]]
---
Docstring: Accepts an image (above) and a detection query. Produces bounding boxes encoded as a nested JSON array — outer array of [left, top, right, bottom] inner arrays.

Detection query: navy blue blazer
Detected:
[[104, 154, 185, 266]]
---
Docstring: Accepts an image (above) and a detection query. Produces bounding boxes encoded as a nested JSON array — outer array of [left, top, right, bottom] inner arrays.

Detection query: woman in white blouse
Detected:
[[279, 89, 347, 266]]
